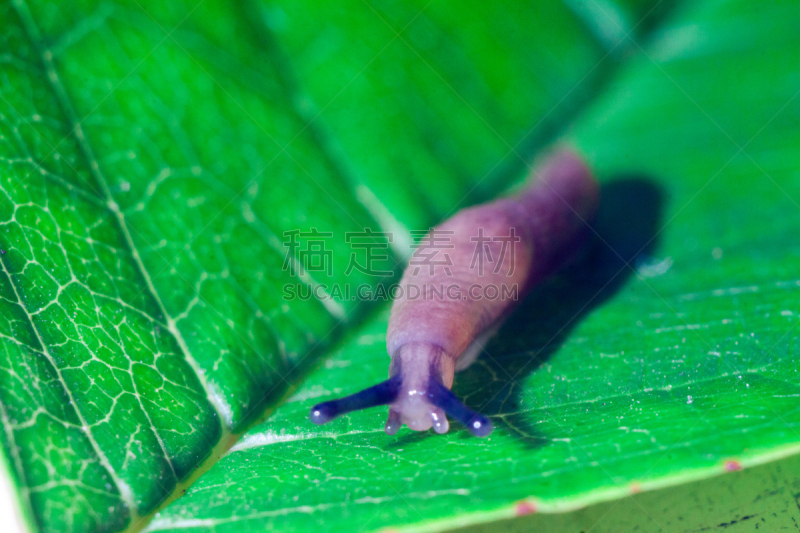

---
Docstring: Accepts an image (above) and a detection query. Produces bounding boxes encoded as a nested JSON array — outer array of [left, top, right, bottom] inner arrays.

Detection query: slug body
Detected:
[[311, 149, 599, 437]]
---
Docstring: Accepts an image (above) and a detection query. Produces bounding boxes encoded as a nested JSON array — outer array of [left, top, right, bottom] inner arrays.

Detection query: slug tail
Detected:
[[427, 379, 493, 437], [309, 374, 401, 425]]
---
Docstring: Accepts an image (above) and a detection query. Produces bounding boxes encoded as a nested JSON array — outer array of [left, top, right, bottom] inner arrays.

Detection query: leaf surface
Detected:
[[145, 0, 800, 531], [0, 0, 643, 531]]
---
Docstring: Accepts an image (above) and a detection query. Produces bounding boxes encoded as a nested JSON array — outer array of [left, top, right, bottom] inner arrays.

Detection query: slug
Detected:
[[310, 148, 599, 437]]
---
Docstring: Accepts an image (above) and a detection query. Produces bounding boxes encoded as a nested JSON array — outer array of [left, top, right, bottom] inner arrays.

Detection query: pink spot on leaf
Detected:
[[515, 501, 537, 516], [724, 460, 742, 472]]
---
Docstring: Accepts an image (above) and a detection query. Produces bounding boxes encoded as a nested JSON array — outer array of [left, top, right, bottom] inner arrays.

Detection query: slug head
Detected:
[[384, 343, 451, 435], [309, 342, 492, 437]]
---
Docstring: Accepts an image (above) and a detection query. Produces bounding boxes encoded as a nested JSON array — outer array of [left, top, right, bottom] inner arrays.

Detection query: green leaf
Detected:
[[145, 0, 800, 532], [1, 0, 798, 532], [0, 0, 633, 530]]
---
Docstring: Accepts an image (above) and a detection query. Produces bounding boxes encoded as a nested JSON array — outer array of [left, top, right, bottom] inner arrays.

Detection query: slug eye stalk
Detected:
[[426, 379, 492, 437], [309, 373, 492, 437], [309, 374, 401, 425]]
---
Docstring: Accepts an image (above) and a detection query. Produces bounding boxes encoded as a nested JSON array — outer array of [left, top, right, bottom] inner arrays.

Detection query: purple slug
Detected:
[[310, 148, 599, 437]]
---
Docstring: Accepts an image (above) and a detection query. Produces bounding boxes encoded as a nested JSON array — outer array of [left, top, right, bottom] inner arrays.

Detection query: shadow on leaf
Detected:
[[453, 177, 665, 446]]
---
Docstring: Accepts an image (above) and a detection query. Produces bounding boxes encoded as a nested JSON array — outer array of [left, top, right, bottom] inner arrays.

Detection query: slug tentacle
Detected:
[[309, 341, 489, 435], [384, 408, 402, 435], [426, 379, 492, 437], [309, 374, 401, 425]]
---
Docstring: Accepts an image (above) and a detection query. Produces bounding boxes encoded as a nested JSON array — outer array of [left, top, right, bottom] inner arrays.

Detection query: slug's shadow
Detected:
[[453, 178, 665, 447]]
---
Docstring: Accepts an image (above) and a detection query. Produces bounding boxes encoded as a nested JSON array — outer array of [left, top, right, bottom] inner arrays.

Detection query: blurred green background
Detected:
[[0, 0, 799, 532]]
